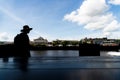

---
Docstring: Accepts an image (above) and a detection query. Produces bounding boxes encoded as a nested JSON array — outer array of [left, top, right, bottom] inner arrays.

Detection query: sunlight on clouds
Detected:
[[103, 32, 111, 37], [108, 0, 120, 5], [64, 0, 120, 37], [64, 0, 109, 25], [0, 32, 9, 41], [103, 20, 120, 32]]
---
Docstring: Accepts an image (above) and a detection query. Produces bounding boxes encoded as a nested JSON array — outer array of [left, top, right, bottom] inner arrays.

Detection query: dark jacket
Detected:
[[14, 33, 31, 57]]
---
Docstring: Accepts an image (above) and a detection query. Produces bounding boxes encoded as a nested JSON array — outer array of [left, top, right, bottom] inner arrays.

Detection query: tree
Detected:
[[61, 41, 69, 47], [52, 40, 61, 46], [71, 41, 79, 46]]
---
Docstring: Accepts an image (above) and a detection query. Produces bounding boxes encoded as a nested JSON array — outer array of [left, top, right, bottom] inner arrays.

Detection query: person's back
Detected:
[[14, 25, 32, 57], [14, 33, 30, 57]]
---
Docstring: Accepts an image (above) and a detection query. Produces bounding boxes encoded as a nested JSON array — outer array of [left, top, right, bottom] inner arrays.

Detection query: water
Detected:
[[29, 51, 120, 80], [0, 50, 120, 80], [31, 50, 79, 57], [30, 50, 120, 57]]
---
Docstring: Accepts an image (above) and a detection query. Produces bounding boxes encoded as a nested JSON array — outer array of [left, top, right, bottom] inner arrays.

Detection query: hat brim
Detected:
[[21, 28, 32, 32], [28, 28, 32, 30]]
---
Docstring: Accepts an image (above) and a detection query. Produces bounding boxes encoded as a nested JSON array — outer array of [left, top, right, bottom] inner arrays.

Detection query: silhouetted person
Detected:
[[14, 25, 32, 71]]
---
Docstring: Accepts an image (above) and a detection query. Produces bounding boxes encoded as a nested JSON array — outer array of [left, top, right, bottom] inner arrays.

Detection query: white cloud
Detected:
[[64, 0, 109, 24], [64, 0, 120, 37], [0, 32, 9, 41], [103, 32, 111, 37], [108, 0, 120, 5], [103, 20, 120, 32]]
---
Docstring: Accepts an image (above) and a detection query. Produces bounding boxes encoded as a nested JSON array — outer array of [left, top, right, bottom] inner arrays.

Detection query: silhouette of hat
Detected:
[[21, 25, 32, 32]]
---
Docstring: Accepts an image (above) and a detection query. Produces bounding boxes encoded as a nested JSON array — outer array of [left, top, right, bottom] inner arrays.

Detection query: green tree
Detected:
[[71, 41, 79, 46], [61, 41, 69, 47], [52, 40, 61, 46]]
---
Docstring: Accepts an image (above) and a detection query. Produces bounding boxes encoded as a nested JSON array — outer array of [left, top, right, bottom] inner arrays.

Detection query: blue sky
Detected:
[[0, 0, 120, 41]]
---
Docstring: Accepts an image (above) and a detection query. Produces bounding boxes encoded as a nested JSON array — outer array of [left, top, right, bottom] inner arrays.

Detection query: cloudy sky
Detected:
[[0, 0, 120, 41]]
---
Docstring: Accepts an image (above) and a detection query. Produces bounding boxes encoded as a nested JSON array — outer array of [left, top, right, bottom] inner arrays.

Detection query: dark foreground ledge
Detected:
[[0, 44, 119, 57], [79, 44, 100, 56]]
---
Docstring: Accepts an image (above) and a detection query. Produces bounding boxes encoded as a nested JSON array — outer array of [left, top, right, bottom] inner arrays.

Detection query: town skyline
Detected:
[[0, 0, 120, 41], [1, 36, 120, 42]]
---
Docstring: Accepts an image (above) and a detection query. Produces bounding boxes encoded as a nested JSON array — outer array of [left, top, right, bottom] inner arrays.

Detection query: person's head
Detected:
[[21, 25, 32, 34]]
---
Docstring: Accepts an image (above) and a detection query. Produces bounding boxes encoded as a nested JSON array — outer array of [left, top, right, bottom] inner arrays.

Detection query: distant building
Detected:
[[52, 39, 79, 46], [33, 37, 48, 45], [80, 37, 118, 45]]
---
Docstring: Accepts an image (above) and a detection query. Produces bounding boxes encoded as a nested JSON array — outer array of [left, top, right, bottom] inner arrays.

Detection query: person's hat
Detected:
[[21, 25, 32, 32]]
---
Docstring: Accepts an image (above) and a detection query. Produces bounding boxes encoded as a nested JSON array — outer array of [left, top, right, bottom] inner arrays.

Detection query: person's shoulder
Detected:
[[17, 34, 20, 36], [14, 34, 20, 39]]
